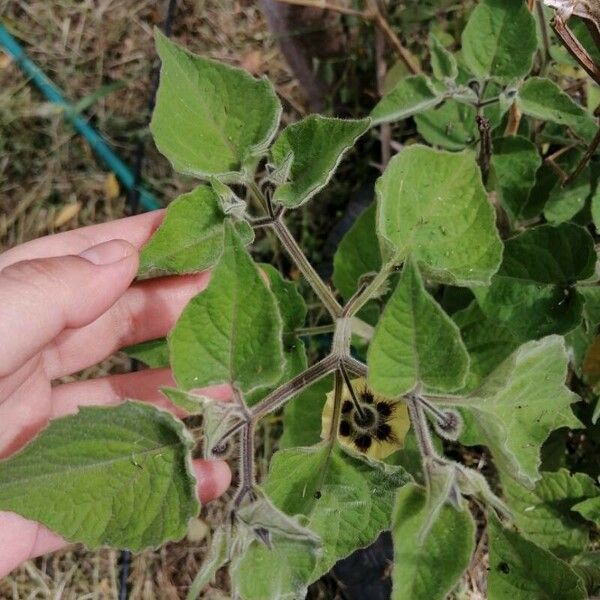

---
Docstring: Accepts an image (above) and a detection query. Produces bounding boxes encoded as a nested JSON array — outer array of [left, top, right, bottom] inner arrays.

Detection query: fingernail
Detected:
[[79, 239, 135, 265]]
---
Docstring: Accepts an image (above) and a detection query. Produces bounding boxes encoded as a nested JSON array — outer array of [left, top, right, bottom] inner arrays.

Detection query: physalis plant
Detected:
[[2, 1, 600, 598]]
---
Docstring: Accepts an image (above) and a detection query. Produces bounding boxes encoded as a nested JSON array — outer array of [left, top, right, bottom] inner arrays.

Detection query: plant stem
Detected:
[[234, 421, 256, 507], [343, 261, 395, 317], [407, 394, 437, 459], [364, 0, 420, 74], [339, 361, 366, 419], [272, 217, 343, 318], [295, 324, 336, 336], [314, 370, 344, 498], [342, 355, 368, 377], [252, 354, 338, 420], [535, 0, 551, 72]]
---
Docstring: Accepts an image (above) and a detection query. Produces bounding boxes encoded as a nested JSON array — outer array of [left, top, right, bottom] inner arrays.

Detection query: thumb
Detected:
[[0, 239, 138, 377]]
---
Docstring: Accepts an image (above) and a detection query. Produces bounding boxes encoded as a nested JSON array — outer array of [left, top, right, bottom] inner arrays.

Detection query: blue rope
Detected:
[[0, 24, 160, 211]]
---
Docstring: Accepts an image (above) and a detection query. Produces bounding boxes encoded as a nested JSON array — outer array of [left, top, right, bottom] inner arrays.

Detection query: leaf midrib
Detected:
[[0, 440, 179, 492]]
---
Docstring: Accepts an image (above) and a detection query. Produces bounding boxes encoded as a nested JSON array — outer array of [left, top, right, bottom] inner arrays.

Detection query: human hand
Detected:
[[0, 211, 232, 577]]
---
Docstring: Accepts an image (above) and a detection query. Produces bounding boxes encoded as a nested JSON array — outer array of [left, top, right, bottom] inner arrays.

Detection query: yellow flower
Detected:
[[320, 377, 410, 460]]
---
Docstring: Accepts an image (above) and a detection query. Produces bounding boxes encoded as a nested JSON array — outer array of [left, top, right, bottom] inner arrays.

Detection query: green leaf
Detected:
[[487, 514, 586, 600], [474, 223, 595, 339], [232, 445, 410, 599], [170, 222, 284, 393], [332, 203, 381, 300], [123, 337, 169, 368], [570, 551, 600, 597], [370, 75, 445, 125], [375, 145, 502, 286], [491, 136, 542, 220], [151, 30, 281, 180], [160, 386, 207, 414], [461, 0, 537, 82], [391, 483, 475, 600], [453, 302, 520, 392], [279, 376, 332, 449], [544, 168, 592, 224], [246, 338, 307, 407], [415, 100, 478, 150], [0, 402, 198, 550], [270, 116, 370, 207], [139, 186, 253, 276], [501, 469, 599, 558], [572, 495, 600, 527], [429, 34, 458, 81], [517, 78, 597, 143], [454, 336, 581, 486], [260, 264, 307, 336], [368, 259, 469, 397]]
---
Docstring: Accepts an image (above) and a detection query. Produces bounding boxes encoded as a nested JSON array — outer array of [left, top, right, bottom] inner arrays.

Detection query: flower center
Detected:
[[352, 405, 377, 429]]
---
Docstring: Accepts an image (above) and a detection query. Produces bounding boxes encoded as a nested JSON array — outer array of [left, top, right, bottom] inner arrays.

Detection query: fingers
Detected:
[[0, 459, 231, 578], [0, 210, 164, 270], [50, 368, 232, 418], [0, 240, 139, 377], [43, 271, 211, 379]]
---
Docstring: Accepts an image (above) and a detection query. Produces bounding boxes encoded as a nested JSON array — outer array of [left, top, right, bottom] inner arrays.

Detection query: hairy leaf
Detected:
[[415, 100, 478, 150], [368, 259, 469, 397], [0, 402, 198, 550], [391, 483, 475, 600], [453, 303, 520, 392], [502, 469, 599, 558], [491, 136, 542, 220], [332, 203, 381, 300], [280, 376, 332, 449], [170, 222, 284, 393], [139, 186, 253, 276], [260, 264, 307, 336], [232, 445, 410, 599], [124, 337, 169, 368], [454, 336, 581, 486], [544, 167, 592, 224], [429, 34, 458, 81], [370, 75, 445, 125], [376, 145, 502, 285], [573, 495, 600, 527], [270, 115, 369, 207], [517, 78, 597, 143], [151, 30, 281, 179], [475, 223, 595, 339], [461, 0, 537, 81], [487, 514, 586, 600]]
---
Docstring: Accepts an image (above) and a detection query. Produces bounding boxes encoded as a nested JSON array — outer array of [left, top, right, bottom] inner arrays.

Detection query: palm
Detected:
[[0, 212, 231, 577]]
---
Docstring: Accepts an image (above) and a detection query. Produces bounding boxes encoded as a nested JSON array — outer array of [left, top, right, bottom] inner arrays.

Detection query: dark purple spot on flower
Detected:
[[361, 390, 374, 404], [376, 402, 392, 417], [339, 420, 351, 437], [376, 423, 392, 441], [355, 435, 372, 451]]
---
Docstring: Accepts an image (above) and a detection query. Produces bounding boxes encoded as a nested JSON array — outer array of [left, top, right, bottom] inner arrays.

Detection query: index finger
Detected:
[[0, 210, 165, 270]]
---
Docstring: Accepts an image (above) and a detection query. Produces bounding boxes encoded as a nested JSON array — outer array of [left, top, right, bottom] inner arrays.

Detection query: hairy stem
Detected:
[[407, 394, 437, 459], [314, 370, 344, 498], [342, 355, 368, 377], [343, 261, 395, 317], [234, 421, 256, 507], [339, 361, 366, 419], [295, 324, 336, 336], [252, 354, 338, 420], [272, 217, 343, 317]]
